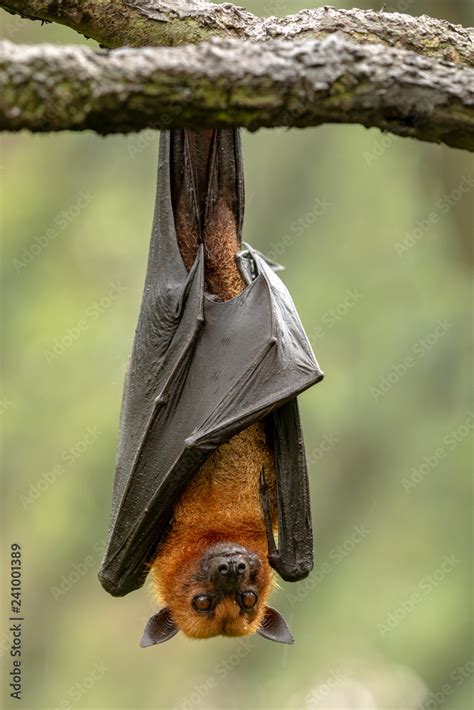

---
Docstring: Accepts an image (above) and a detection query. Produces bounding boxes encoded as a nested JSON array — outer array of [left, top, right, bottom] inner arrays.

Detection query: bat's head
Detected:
[[143, 541, 293, 646]]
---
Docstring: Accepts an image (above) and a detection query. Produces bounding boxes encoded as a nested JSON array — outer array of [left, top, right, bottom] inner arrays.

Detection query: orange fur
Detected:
[[151, 424, 277, 638], [203, 197, 247, 299], [151, 130, 277, 639]]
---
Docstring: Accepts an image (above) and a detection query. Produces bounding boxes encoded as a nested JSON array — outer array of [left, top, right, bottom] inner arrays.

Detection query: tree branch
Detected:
[[1, 1, 472, 67], [1, 37, 472, 150], [1, 1, 473, 149]]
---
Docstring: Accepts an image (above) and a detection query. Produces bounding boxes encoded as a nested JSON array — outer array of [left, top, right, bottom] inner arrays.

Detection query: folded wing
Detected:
[[99, 133, 323, 597]]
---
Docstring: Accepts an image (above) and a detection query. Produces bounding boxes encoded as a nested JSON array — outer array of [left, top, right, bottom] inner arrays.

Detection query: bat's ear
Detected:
[[257, 606, 294, 645], [140, 608, 179, 647]]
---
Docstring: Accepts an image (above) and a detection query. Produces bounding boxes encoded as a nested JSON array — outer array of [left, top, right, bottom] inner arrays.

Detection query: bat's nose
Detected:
[[210, 552, 248, 590], [217, 556, 247, 577]]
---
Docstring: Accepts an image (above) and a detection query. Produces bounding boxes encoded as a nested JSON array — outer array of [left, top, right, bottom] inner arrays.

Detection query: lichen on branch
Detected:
[[1, 36, 473, 150], [0, 1, 473, 149], [0, 1, 473, 67]]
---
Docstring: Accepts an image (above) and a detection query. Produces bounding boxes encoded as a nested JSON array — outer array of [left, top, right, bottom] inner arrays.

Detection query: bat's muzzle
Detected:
[[201, 544, 260, 592], [215, 553, 248, 576], [210, 552, 248, 592]]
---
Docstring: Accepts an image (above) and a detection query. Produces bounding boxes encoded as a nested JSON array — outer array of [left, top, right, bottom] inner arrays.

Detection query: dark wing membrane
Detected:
[[270, 399, 314, 581], [99, 131, 323, 597], [104, 133, 189, 534], [99, 256, 322, 596], [99, 132, 197, 595], [192, 253, 322, 583], [190, 252, 323, 447]]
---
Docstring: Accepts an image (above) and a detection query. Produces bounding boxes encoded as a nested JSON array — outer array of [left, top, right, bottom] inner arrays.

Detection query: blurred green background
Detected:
[[1, 1, 472, 708]]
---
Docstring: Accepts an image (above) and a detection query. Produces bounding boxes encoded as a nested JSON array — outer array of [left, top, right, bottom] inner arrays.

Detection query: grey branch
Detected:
[[1, 37, 473, 150], [1, 1, 473, 66]]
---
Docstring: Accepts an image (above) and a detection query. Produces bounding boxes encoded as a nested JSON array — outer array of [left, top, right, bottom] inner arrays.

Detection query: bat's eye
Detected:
[[192, 594, 214, 613], [239, 591, 258, 610]]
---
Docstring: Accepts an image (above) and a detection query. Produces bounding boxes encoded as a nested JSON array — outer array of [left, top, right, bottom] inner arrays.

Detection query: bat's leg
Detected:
[[170, 128, 246, 300], [202, 130, 247, 300], [169, 129, 206, 270]]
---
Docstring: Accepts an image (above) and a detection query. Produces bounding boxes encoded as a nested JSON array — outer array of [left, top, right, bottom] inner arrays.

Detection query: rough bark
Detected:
[[1, 37, 473, 150], [1, 1, 472, 67]]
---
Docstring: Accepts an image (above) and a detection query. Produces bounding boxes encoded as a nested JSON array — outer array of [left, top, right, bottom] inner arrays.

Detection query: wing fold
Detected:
[[99, 132, 323, 596]]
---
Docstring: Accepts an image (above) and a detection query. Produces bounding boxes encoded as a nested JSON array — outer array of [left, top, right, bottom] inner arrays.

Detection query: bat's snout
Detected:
[[210, 551, 249, 592], [201, 544, 260, 592], [214, 553, 248, 577]]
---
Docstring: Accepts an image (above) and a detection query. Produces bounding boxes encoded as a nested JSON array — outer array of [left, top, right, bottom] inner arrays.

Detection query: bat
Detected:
[[99, 128, 323, 645]]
